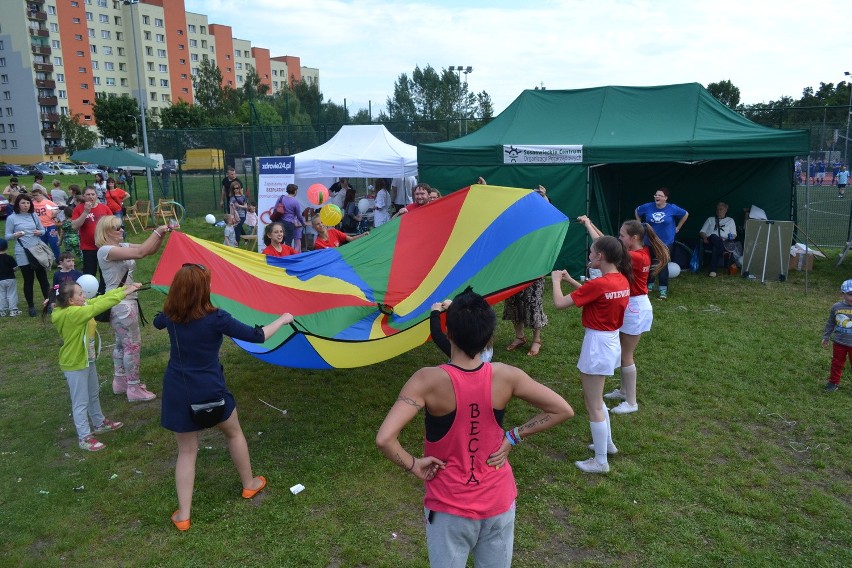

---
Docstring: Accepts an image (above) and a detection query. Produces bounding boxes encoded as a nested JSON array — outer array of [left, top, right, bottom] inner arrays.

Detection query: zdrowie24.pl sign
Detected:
[[503, 145, 583, 164]]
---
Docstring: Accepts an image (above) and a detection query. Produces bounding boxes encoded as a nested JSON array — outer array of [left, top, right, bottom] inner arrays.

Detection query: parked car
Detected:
[[53, 163, 79, 175], [0, 196, 10, 220], [0, 164, 29, 176], [28, 164, 57, 176], [76, 163, 105, 175]]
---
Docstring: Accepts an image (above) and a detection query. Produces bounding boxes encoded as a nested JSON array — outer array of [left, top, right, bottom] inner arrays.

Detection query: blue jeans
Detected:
[[425, 503, 515, 568], [41, 226, 61, 261]]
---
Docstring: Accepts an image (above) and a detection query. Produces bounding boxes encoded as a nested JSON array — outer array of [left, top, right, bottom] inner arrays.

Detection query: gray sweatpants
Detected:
[[425, 502, 515, 568], [64, 363, 105, 441], [0, 278, 18, 311]]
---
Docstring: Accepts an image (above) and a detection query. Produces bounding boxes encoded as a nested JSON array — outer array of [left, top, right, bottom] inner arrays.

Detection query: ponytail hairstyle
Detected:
[[44, 281, 80, 321], [592, 235, 634, 285], [621, 220, 670, 278]]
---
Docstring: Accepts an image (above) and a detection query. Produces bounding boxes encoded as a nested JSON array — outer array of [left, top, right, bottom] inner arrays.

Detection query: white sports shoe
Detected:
[[587, 443, 618, 455], [575, 458, 609, 474], [603, 389, 626, 401], [611, 402, 639, 415]]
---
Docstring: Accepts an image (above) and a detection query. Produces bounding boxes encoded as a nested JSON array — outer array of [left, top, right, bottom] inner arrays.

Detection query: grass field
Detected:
[[0, 212, 850, 567]]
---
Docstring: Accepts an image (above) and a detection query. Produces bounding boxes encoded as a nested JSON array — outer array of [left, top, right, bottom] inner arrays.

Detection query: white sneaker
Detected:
[[611, 402, 639, 415], [575, 458, 609, 473], [603, 388, 626, 401], [587, 443, 619, 455]]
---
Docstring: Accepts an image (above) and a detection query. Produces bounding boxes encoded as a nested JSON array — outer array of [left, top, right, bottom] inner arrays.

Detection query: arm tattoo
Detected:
[[396, 395, 424, 410], [519, 414, 551, 436]]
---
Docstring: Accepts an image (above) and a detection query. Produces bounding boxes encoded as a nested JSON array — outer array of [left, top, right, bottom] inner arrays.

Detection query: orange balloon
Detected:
[[308, 184, 329, 205]]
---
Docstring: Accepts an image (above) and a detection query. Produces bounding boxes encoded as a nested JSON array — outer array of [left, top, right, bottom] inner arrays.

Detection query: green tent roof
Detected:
[[419, 83, 808, 165]]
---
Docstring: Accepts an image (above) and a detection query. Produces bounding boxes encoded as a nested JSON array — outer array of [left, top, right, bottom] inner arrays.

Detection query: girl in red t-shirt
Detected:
[[261, 222, 297, 257], [551, 236, 632, 474], [577, 217, 669, 416]]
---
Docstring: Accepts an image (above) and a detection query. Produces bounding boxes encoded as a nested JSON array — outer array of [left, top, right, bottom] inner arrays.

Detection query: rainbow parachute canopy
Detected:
[[152, 184, 568, 369]]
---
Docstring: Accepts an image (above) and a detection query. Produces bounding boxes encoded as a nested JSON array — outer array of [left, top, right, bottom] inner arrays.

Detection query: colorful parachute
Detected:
[[151, 184, 568, 369]]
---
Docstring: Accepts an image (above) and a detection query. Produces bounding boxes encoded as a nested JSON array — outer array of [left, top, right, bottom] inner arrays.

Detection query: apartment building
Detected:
[[0, 0, 316, 164]]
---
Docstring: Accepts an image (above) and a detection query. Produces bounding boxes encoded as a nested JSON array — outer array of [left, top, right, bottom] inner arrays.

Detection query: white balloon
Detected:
[[357, 198, 370, 214], [205, 213, 216, 224], [667, 262, 681, 278], [76, 274, 99, 299]]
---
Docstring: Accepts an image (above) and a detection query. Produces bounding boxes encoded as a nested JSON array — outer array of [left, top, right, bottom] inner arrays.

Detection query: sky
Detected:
[[184, 0, 852, 116]]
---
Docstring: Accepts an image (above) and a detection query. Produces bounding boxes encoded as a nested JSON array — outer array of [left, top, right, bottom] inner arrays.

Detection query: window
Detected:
[[161, 94, 170, 102], [179, 59, 185, 65], [191, 67, 198, 76], [156, 34, 165, 43], [2, 91, 10, 100], [0, 141, 6, 150], [146, 62, 153, 71], [50, 23, 58, 32], [225, 54, 230, 60], [78, 67, 86, 73], [273, 81, 278, 88], [181, 87, 188, 94], [160, 79, 168, 87], [142, 15, 150, 25], [120, 78, 127, 86], [0, 75, 6, 84], [119, 63, 126, 71], [72, 17, 81, 23], [0, 125, 4, 133], [103, 46, 112, 55], [178, 44, 184, 50], [154, 18, 163, 27], [105, 77, 115, 86], [93, 76, 100, 85], [158, 64, 167, 72], [88, 29, 95, 37], [116, 32, 122, 40], [58, 90, 67, 98], [8, 124, 14, 133], [145, 47, 152, 56], [101, 30, 110, 39], [10, 141, 17, 149], [157, 49, 166, 58], [83, 115, 91, 121], [0, 58, 4, 67], [117, 47, 124, 56], [5, 107, 11, 116], [200, 26, 206, 34], [188, 24, 196, 33], [86, 12, 93, 21], [180, 73, 187, 79], [80, 83, 88, 89], [114, 16, 121, 25], [150, 92, 156, 101], [236, 62, 242, 70], [236, 75, 243, 83], [104, 62, 113, 70], [99, 14, 108, 23], [91, 61, 98, 69], [190, 54, 198, 61], [54, 56, 62, 65], [189, 39, 197, 47], [76, 50, 84, 57], [90, 45, 97, 53], [56, 73, 64, 81], [51, 40, 60, 48], [144, 31, 151, 40], [48, 6, 56, 14], [201, 40, 207, 48], [99, 0, 107, 6], [74, 34, 83, 41]]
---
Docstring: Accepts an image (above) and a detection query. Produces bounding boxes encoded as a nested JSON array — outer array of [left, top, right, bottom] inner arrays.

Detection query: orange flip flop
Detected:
[[171, 510, 190, 531], [242, 475, 267, 499]]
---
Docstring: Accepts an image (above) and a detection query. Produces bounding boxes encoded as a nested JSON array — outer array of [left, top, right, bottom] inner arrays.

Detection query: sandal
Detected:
[[527, 340, 542, 357], [171, 510, 190, 531], [506, 337, 526, 351]]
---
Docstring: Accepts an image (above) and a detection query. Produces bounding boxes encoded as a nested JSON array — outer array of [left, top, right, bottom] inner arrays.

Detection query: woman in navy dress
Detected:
[[154, 263, 294, 531]]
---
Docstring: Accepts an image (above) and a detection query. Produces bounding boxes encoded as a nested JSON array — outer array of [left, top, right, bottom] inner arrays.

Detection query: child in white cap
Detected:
[[821, 279, 852, 392]]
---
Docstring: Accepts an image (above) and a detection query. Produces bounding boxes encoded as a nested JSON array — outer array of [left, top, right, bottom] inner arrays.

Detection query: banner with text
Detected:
[[503, 145, 583, 164], [256, 156, 295, 252]]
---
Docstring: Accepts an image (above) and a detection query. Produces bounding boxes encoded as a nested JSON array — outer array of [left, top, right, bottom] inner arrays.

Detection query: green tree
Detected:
[[243, 65, 270, 99], [57, 113, 98, 154], [92, 94, 140, 147], [192, 59, 226, 117], [160, 99, 206, 129], [706, 80, 741, 109], [237, 100, 282, 126], [292, 79, 324, 123], [351, 108, 372, 124]]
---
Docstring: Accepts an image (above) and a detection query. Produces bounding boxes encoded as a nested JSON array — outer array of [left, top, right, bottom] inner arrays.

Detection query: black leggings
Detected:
[[20, 264, 50, 308]]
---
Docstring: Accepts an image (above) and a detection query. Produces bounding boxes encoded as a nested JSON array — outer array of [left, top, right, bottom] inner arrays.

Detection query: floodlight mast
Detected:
[[448, 65, 473, 137]]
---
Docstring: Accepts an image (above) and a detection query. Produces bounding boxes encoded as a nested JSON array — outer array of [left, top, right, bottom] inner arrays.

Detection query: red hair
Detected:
[[163, 265, 217, 323]]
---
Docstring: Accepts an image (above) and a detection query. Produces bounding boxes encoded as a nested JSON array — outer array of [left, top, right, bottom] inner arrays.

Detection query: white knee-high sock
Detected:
[[601, 402, 614, 447], [621, 364, 637, 406], [590, 420, 608, 465]]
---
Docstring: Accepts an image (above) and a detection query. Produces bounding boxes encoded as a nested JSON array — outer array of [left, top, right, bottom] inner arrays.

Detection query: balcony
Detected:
[[38, 96, 58, 106], [34, 63, 54, 73], [41, 128, 62, 139], [31, 0, 45, 4], [40, 113, 60, 123], [31, 45, 51, 56], [45, 145, 66, 156], [36, 79, 56, 89], [28, 28, 49, 38], [28, 11, 48, 22]]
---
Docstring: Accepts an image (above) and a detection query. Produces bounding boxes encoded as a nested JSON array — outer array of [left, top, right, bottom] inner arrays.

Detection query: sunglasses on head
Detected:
[[182, 263, 206, 271]]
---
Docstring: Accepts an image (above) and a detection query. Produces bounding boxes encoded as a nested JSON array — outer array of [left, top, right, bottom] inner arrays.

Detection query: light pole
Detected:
[[844, 71, 851, 167], [449, 65, 473, 137], [126, 114, 139, 150], [123, 0, 155, 219]]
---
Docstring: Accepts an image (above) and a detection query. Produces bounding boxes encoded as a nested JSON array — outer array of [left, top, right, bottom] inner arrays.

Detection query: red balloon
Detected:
[[308, 183, 330, 206]]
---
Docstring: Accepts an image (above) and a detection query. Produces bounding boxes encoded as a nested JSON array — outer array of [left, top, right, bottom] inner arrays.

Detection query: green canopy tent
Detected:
[[418, 83, 809, 272]]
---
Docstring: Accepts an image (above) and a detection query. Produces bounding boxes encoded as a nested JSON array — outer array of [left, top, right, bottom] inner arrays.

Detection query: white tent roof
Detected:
[[294, 125, 418, 178]]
